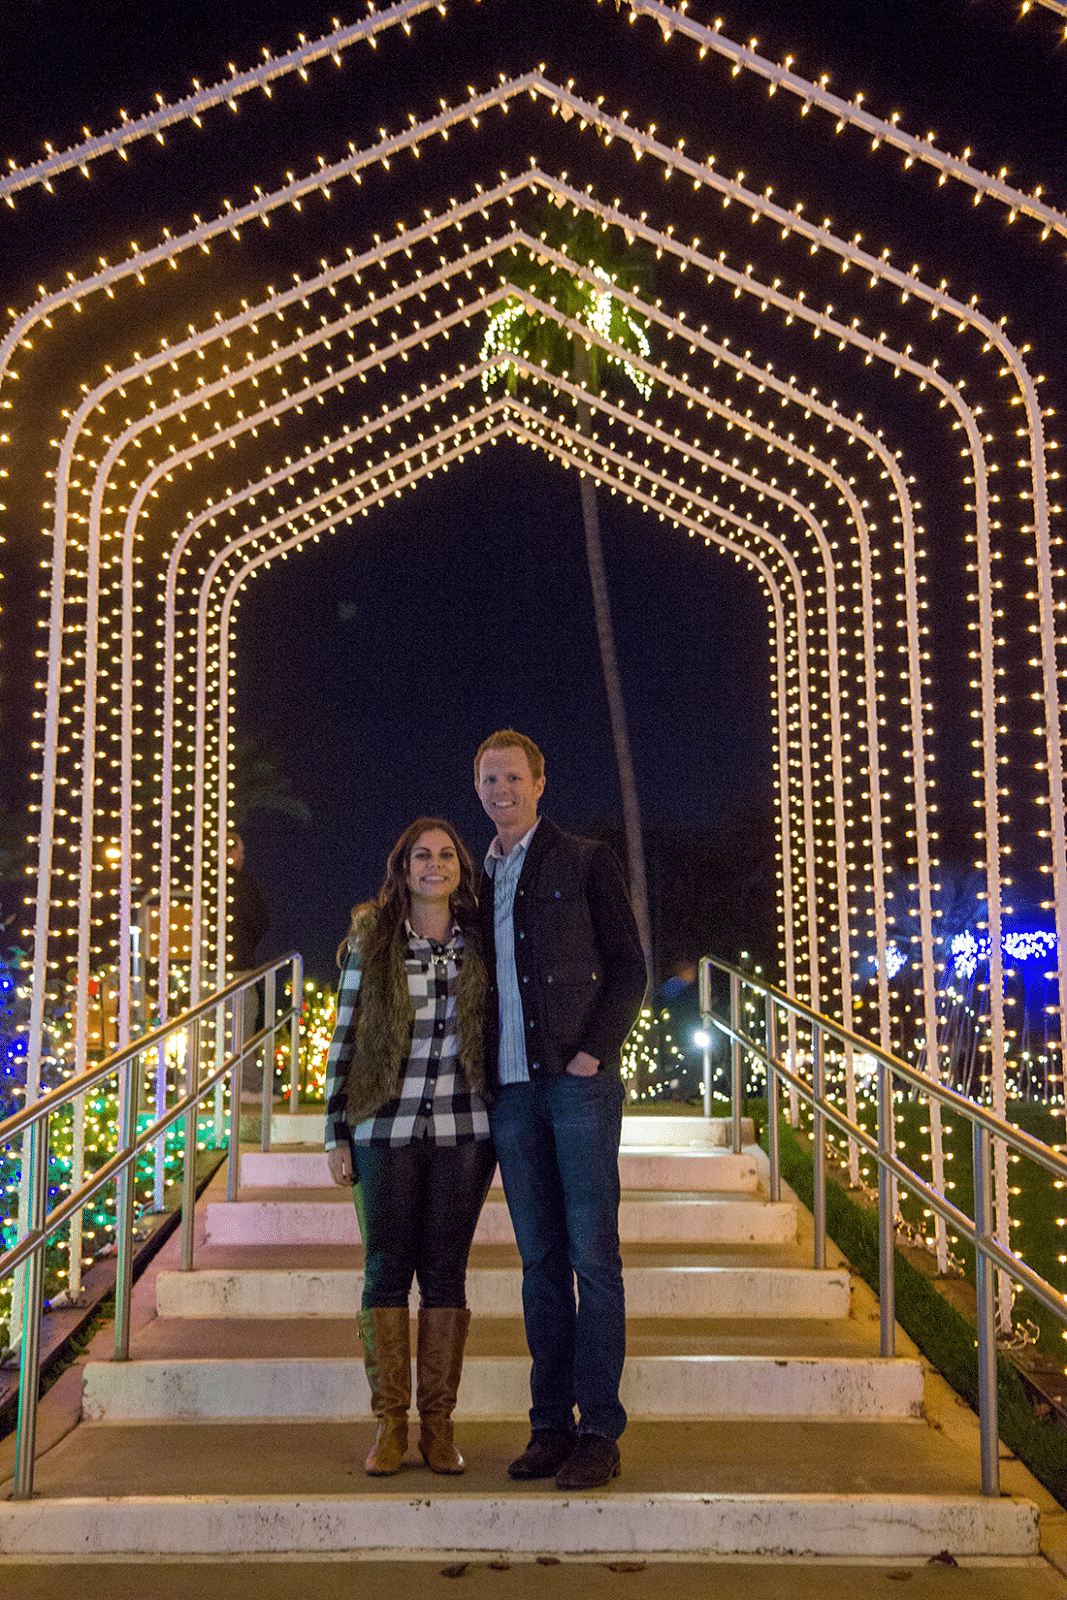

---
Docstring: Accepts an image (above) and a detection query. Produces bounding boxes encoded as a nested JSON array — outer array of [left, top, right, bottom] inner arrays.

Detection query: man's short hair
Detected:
[[474, 728, 545, 783]]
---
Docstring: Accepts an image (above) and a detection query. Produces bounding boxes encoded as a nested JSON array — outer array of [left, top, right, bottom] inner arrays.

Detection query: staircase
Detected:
[[0, 1112, 1055, 1569]]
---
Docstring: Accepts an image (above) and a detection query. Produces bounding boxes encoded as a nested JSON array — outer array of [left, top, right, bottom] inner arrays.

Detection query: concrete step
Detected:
[[620, 1115, 758, 1147], [0, 1488, 1035, 1561], [238, 1146, 760, 1193], [1, 1418, 1038, 1560], [81, 1311, 892, 1361], [203, 1190, 797, 1248], [271, 1111, 757, 1148], [156, 1261, 851, 1319], [80, 1349, 924, 1422]]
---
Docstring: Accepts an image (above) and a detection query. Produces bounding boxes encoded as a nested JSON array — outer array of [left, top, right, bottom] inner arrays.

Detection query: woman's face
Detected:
[[405, 827, 462, 907]]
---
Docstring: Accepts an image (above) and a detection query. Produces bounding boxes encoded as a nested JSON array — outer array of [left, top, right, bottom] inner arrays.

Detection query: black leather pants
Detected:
[[352, 1138, 497, 1308]]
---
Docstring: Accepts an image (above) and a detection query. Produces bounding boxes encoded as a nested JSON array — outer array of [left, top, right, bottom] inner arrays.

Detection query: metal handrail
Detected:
[[1, 949, 303, 1500], [700, 953, 1067, 1500]]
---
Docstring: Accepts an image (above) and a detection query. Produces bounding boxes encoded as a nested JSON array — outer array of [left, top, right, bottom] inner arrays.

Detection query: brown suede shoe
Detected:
[[553, 1433, 621, 1490], [506, 1428, 577, 1480]]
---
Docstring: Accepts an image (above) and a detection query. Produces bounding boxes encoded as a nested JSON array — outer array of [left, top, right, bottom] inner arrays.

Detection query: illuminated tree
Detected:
[[481, 211, 655, 978]]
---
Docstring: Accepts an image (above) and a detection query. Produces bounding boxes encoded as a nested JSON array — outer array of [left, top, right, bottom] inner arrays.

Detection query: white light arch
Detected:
[[4, 0, 1063, 1324]]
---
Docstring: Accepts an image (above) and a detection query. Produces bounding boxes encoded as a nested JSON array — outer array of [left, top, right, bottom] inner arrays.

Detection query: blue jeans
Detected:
[[489, 1072, 626, 1442]]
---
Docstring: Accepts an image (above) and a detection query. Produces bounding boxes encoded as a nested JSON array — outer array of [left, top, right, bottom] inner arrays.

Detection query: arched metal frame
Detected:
[[3, 0, 1063, 1324]]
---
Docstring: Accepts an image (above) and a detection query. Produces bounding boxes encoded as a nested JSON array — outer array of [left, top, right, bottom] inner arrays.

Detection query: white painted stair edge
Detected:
[[0, 1492, 1039, 1559], [156, 1263, 851, 1320], [80, 1353, 925, 1422], [239, 1147, 760, 1194], [271, 1112, 757, 1149], [203, 1195, 798, 1248]]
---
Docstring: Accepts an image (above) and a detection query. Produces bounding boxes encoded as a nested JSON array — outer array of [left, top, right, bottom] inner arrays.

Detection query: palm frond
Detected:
[[480, 211, 653, 400]]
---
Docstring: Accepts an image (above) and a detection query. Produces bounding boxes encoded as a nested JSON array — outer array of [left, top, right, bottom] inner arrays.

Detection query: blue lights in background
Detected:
[[950, 929, 1057, 981], [871, 930, 1057, 981]]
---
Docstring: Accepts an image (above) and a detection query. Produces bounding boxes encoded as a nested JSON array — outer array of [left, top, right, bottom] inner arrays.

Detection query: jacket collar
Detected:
[[515, 814, 562, 883]]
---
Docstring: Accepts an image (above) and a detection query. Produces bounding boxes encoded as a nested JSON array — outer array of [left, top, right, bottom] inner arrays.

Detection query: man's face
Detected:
[[476, 746, 545, 837]]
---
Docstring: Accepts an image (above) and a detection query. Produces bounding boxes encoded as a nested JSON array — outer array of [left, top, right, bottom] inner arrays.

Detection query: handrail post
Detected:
[[12, 1116, 49, 1500], [261, 967, 276, 1152], [289, 953, 303, 1112], [973, 1121, 1001, 1497], [698, 958, 714, 1118], [212, 1007, 227, 1148], [152, 1037, 167, 1213], [227, 990, 243, 1202], [113, 1050, 141, 1361], [730, 969, 742, 1155], [877, 1055, 896, 1358], [811, 1022, 826, 1270], [786, 1009, 799, 1126], [180, 1016, 200, 1272], [765, 998, 780, 1202]]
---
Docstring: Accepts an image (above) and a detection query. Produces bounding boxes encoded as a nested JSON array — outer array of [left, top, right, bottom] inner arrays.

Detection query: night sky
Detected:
[[1, 0, 1065, 980], [231, 448, 768, 976]]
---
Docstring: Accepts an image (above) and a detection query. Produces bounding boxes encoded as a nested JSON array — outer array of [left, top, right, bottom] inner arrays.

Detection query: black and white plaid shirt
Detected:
[[324, 921, 490, 1150]]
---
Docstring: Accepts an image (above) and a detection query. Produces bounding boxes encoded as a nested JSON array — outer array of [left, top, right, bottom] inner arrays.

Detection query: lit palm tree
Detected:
[[481, 211, 655, 980]]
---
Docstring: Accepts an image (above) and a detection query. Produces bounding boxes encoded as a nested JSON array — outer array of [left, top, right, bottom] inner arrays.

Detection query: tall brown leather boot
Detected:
[[416, 1307, 471, 1474], [359, 1306, 411, 1475]]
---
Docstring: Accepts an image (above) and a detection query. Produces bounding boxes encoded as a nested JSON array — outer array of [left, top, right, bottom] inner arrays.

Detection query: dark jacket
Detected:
[[477, 817, 647, 1085]]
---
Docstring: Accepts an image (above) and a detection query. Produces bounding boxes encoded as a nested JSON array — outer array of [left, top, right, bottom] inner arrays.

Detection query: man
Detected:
[[474, 729, 647, 1490]]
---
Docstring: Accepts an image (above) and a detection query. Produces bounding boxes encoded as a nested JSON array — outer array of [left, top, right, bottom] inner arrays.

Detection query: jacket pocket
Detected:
[[544, 961, 600, 988]]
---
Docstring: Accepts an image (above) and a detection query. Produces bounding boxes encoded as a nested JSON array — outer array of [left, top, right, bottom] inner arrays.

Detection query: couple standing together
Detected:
[[323, 729, 648, 1491]]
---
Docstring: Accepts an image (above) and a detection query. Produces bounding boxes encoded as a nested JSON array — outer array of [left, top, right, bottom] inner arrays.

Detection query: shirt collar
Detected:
[[484, 817, 539, 873], [404, 917, 461, 949]]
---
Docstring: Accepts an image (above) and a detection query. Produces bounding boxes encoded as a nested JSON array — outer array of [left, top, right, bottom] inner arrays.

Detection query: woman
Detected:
[[324, 817, 495, 1477]]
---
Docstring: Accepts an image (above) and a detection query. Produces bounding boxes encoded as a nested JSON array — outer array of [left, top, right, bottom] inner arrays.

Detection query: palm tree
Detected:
[[481, 212, 655, 980]]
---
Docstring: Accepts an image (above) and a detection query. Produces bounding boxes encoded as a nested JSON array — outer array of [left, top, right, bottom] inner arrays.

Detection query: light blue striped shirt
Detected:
[[484, 822, 539, 1085]]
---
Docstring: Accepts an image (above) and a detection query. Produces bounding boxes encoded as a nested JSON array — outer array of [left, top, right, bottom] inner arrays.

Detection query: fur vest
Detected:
[[342, 903, 487, 1126]]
